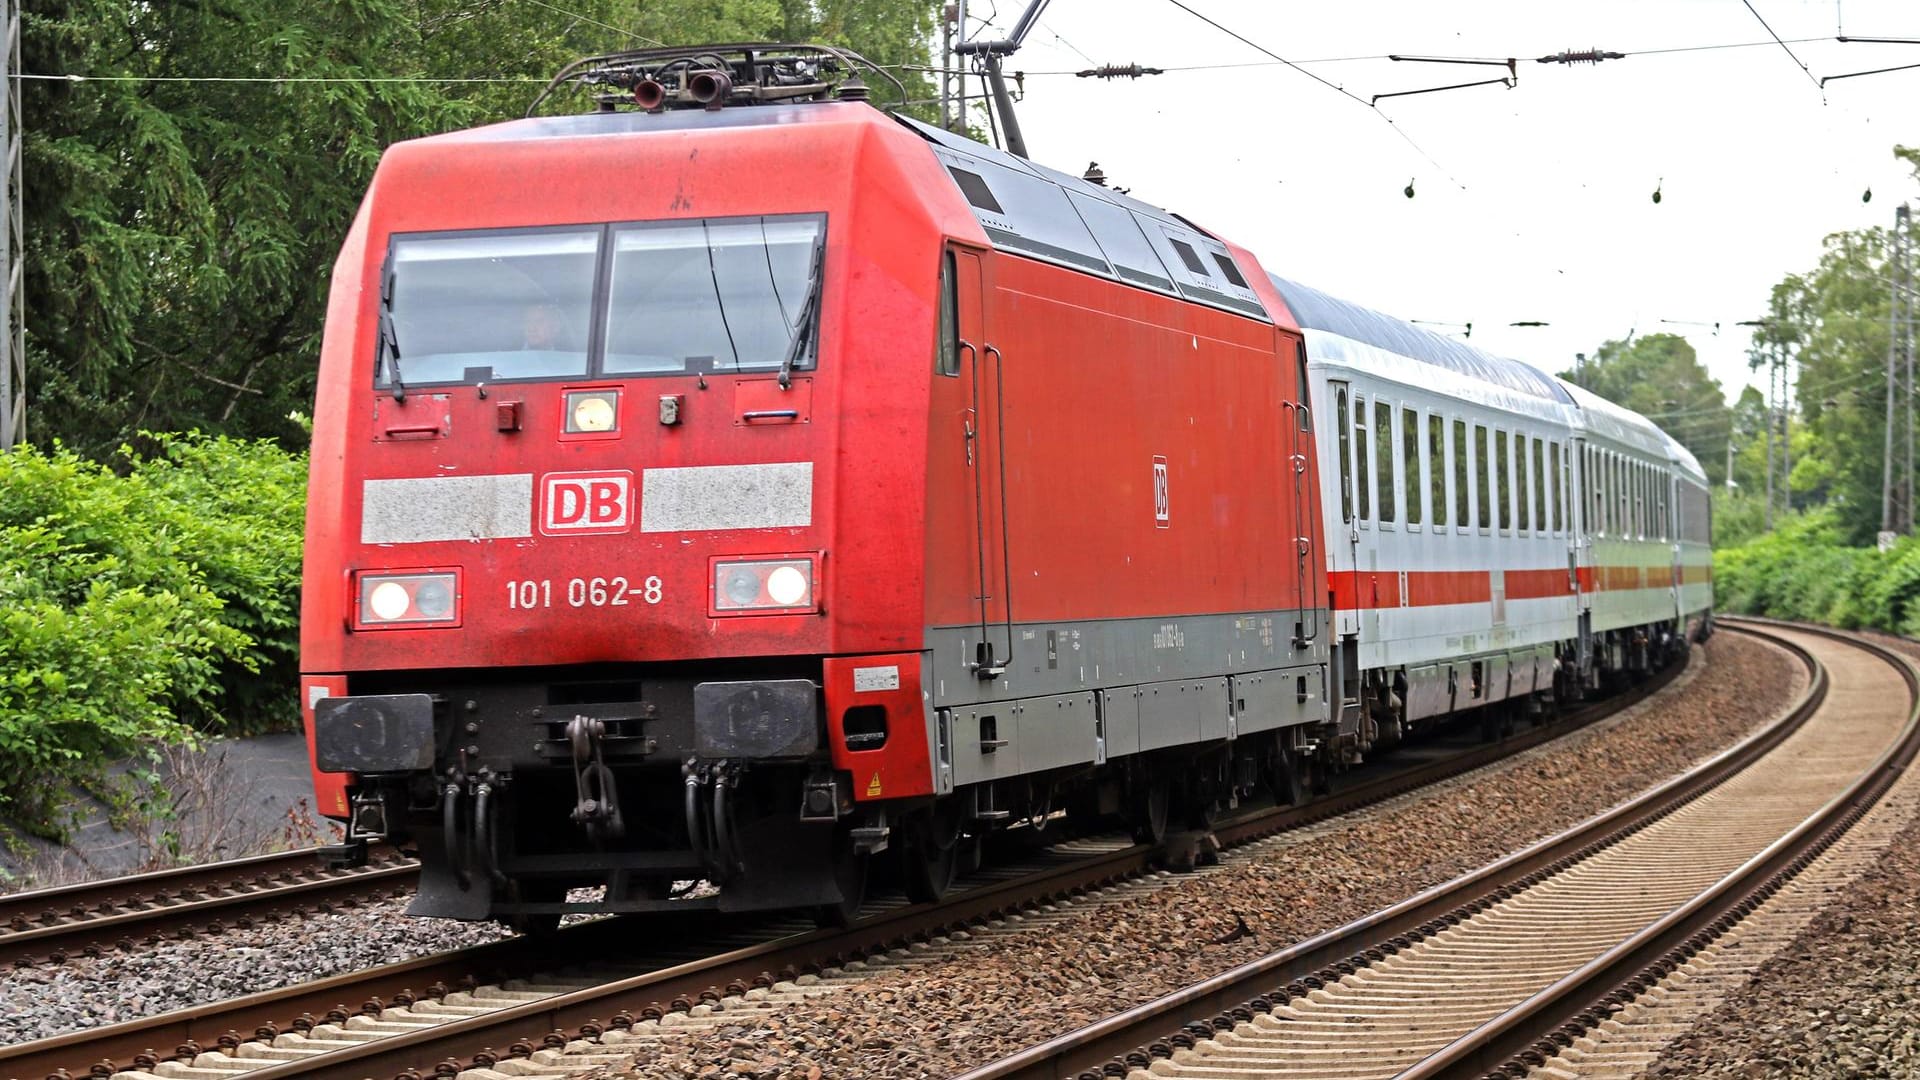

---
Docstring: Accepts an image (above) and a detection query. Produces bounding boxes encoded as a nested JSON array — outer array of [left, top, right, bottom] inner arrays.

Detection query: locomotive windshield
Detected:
[[376, 213, 824, 388]]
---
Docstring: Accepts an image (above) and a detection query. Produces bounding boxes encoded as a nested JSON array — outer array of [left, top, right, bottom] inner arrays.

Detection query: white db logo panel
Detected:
[[1152, 456, 1170, 528], [541, 471, 633, 535]]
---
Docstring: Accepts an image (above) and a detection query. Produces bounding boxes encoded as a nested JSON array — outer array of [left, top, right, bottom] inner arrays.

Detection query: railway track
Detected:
[[955, 619, 1920, 1080], [0, 847, 418, 970], [1, 647, 1690, 1080]]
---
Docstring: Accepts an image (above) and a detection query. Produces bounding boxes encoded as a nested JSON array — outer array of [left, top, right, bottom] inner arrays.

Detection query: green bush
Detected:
[[0, 435, 306, 837], [121, 432, 307, 732], [1714, 507, 1920, 632]]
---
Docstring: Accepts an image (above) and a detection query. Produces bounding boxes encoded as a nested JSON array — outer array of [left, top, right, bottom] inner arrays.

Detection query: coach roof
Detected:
[[1270, 275, 1574, 406]]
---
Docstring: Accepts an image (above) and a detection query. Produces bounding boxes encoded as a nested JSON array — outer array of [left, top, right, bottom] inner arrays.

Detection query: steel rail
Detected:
[[951, 622, 1833, 1080], [1400, 619, 1920, 1079], [8, 648, 1688, 1080], [0, 848, 418, 969]]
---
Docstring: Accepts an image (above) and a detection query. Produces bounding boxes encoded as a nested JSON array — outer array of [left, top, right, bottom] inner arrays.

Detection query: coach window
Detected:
[[1532, 438, 1547, 536], [1547, 442, 1560, 534], [1375, 400, 1397, 524], [1475, 424, 1491, 532], [1637, 462, 1647, 539], [1518, 432, 1534, 534], [1622, 460, 1631, 537], [1402, 406, 1422, 527], [382, 228, 599, 386], [1429, 412, 1448, 530], [1495, 430, 1512, 533], [1452, 418, 1470, 531], [1335, 384, 1353, 523], [1354, 395, 1372, 522]]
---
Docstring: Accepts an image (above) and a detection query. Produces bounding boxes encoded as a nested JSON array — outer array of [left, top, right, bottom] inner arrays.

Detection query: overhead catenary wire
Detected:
[[1157, 0, 1463, 187], [517, 0, 665, 48], [1740, 0, 1825, 92]]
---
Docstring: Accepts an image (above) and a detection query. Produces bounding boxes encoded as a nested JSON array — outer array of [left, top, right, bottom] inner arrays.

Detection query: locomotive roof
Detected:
[[1268, 276, 1574, 406], [892, 115, 1273, 322], [424, 101, 854, 142]]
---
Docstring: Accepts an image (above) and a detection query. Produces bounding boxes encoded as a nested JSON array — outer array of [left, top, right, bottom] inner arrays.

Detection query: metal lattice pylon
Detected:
[[0, 0, 21, 448], [1883, 204, 1916, 539]]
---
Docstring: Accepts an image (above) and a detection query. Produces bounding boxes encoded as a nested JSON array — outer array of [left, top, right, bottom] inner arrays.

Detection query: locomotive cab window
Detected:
[[378, 214, 826, 388], [380, 228, 599, 387], [936, 250, 960, 377], [604, 214, 825, 376]]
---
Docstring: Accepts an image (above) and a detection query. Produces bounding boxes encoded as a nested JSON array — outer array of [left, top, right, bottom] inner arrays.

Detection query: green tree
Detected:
[[1560, 331, 1732, 487], [22, 0, 937, 454], [1755, 145, 1920, 544]]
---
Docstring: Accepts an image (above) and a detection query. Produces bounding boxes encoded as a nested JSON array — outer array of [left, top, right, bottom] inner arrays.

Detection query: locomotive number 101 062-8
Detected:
[[505, 576, 664, 610]]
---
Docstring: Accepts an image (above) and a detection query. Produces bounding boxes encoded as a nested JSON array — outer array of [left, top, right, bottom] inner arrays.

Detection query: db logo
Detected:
[[541, 471, 633, 535]]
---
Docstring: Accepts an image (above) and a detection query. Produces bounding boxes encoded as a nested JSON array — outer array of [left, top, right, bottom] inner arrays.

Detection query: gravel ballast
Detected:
[[0, 896, 509, 1046], [581, 632, 1800, 1080]]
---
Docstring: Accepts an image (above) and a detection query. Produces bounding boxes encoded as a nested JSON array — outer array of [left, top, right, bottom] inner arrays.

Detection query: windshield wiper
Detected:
[[379, 260, 406, 402], [778, 238, 824, 390]]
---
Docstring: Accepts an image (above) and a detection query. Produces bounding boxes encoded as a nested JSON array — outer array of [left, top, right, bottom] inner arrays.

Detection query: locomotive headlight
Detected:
[[711, 556, 818, 615], [368, 581, 412, 622], [766, 565, 809, 606], [722, 566, 763, 607], [413, 577, 455, 618], [354, 570, 461, 629]]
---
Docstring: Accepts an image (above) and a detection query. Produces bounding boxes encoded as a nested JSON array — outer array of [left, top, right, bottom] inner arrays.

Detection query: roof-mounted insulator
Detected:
[[1536, 47, 1625, 65], [1083, 162, 1107, 186], [1076, 63, 1164, 80], [836, 73, 870, 101]]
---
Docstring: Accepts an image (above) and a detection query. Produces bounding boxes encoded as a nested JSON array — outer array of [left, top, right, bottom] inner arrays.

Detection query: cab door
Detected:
[[950, 247, 1011, 677]]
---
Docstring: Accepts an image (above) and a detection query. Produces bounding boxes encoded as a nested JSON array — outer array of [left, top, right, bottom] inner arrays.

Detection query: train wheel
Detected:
[[506, 882, 564, 937], [812, 826, 869, 928], [1479, 707, 1501, 743], [1131, 777, 1170, 846], [901, 803, 962, 904], [1271, 748, 1307, 807]]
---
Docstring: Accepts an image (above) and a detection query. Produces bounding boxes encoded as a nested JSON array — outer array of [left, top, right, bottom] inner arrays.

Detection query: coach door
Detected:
[[1326, 378, 1361, 638], [951, 247, 1013, 678]]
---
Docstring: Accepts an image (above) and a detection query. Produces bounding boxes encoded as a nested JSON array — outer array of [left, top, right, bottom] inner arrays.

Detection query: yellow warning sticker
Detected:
[[866, 772, 883, 798]]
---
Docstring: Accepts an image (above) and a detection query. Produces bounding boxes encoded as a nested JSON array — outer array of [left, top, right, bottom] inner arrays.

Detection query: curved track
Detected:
[[955, 620, 1919, 1080], [0, 651, 1687, 1080]]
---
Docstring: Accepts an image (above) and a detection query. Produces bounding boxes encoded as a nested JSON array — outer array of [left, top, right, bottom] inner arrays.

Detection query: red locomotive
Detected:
[[302, 45, 1704, 928]]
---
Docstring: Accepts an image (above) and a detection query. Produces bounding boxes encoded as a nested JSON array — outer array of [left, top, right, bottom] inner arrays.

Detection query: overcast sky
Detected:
[[962, 0, 1920, 414]]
